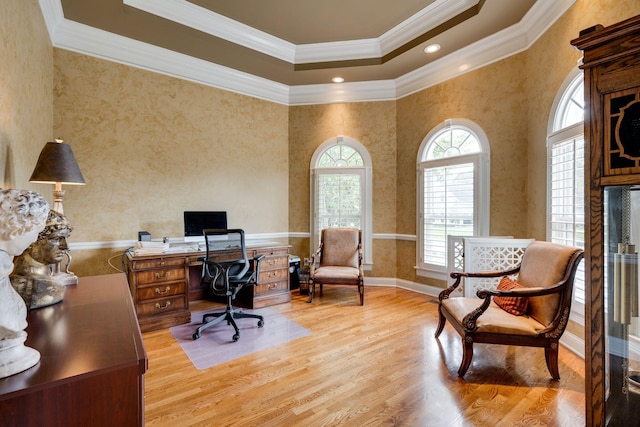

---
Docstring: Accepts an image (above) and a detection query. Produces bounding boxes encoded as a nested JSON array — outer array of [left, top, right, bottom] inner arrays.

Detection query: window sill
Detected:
[[415, 266, 449, 282]]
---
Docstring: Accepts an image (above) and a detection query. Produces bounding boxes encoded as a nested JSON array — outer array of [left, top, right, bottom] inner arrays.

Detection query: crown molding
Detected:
[[50, 17, 291, 104], [124, 0, 480, 64], [289, 80, 397, 106], [124, 0, 296, 63], [39, 0, 575, 105], [396, 0, 575, 98]]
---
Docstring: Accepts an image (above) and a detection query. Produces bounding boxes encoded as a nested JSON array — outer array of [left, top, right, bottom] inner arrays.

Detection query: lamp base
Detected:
[[51, 271, 78, 286]]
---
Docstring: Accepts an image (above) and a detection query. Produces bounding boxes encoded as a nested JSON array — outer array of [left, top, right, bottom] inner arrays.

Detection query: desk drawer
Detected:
[[259, 267, 288, 283], [260, 255, 288, 271], [130, 257, 185, 270], [136, 267, 185, 285], [137, 295, 187, 317], [137, 281, 186, 301], [255, 280, 289, 296]]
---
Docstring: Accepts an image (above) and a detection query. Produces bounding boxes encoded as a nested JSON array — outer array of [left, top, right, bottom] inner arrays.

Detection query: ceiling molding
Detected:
[[123, 0, 296, 63], [289, 80, 398, 106], [39, 0, 575, 106], [396, 0, 577, 98], [49, 15, 291, 105], [124, 0, 480, 65]]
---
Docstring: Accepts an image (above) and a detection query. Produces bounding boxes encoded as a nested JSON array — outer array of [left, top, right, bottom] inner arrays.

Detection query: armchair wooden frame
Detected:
[[435, 241, 584, 379]]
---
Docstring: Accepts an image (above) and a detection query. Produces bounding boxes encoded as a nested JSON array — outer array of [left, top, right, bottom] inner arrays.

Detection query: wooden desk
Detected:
[[125, 242, 291, 332], [0, 274, 147, 427]]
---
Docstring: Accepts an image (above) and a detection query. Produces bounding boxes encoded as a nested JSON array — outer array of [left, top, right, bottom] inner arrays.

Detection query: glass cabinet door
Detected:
[[604, 186, 640, 425]]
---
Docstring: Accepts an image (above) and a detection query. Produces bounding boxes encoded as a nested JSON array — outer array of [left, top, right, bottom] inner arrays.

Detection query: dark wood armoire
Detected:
[[571, 14, 640, 426]]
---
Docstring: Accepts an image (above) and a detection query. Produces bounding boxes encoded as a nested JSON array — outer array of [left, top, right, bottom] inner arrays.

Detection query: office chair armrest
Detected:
[[252, 254, 265, 278]]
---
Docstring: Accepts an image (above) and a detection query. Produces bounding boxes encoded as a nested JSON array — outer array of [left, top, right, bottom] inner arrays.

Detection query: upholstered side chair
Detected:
[[435, 240, 584, 379], [308, 228, 364, 305]]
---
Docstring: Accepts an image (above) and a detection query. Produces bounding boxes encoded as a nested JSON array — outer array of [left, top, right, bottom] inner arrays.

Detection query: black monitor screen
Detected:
[[184, 211, 228, 237]]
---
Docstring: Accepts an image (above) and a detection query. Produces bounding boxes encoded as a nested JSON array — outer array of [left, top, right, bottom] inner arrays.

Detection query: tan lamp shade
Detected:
[[29, 141, 86, 185]]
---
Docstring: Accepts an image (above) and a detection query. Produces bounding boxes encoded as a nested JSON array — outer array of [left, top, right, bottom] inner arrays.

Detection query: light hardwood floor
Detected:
[[142, 286, 586, 426]]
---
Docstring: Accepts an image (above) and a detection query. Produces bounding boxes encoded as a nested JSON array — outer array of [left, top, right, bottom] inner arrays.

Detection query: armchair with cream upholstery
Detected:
[[435, 240, 584, 379], [308, 228, 364, 305]]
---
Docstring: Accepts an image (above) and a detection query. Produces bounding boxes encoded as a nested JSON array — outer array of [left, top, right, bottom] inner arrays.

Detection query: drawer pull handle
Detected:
[[155, 301, 171, 310], [155, 271, 170, 279], [155, 286, 170, 295]]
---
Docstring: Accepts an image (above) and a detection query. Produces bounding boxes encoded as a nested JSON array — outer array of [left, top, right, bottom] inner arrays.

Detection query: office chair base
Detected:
[[192, 308, 264, 341]]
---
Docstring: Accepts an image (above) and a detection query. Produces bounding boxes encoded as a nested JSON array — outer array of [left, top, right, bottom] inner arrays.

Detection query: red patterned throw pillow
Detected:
[[493, 276, 529, 316]]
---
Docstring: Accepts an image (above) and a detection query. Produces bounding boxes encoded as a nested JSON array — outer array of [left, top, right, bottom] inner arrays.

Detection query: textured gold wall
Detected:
[[288, 101, 397, 276], [396, 53, 529, 286], [524, 0, 640, 243], [0, 0, 53, 191], [52, 50, 289, 275], [5, 0, 639, 286]]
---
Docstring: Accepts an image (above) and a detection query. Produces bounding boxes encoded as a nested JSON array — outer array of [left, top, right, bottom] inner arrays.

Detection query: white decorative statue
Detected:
[[0, 189, 49, 378]]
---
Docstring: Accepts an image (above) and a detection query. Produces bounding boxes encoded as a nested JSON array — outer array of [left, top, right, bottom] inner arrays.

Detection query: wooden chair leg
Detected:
[[307, 281, 315, 303], [545, 344, 561, 380], [458, 337, 474, 377], [358, 281, 364, 305], [435, 308, 446, 338]]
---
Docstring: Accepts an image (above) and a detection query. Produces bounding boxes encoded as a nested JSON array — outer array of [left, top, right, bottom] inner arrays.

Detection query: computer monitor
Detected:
[[183, 211, 228, 239]]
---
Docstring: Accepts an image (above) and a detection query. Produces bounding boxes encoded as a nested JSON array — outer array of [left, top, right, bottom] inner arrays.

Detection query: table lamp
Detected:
[[29, 138, 85, 284]]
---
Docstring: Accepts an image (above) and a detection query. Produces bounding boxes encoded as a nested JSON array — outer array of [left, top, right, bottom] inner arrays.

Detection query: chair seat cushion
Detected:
[[313, 266, 360, 285], [441, 297, 546, 335]]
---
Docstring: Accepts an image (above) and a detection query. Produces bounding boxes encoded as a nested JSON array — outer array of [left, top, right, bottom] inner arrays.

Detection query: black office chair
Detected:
[[192, 229, 265, 342]]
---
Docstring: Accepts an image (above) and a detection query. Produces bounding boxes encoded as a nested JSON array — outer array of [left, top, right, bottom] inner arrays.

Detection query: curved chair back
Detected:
[[202, 229, 250, 296], [319, 228, 361, 268], [517, 241, 583, 327]]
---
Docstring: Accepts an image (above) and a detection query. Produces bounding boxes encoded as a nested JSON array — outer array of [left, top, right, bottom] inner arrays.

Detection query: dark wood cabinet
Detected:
[[0, 274, 147, 427], [126, 253, 192, 332], [571, 14, 640, 427]]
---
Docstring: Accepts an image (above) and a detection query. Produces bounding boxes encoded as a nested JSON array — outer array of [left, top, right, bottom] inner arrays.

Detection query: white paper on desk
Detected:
[[133, 241, 169, 255]]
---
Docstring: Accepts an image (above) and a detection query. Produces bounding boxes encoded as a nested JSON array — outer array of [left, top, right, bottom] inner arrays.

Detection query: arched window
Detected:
[[547, 69, 585, 321], [310, 136, 372, 265], [417, 119, 490, 280]]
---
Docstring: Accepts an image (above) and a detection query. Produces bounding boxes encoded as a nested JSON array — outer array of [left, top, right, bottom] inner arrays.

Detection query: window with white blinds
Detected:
[[550, 137, 585, 303], [417, 120, 489, 280], [423, 162, 475, 266], [548, 70, 585, 317]]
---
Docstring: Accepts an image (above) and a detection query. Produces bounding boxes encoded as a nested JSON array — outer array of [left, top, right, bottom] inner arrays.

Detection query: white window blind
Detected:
[[550, 136, 585, 303], [423, 162, 475, 267]]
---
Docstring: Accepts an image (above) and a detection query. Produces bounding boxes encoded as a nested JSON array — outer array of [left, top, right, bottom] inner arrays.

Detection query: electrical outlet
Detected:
[[304, 257, 311, 267]]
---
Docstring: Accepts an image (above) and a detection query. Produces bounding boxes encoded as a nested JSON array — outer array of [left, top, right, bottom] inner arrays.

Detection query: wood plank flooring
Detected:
[[142, 286, 585, 426]]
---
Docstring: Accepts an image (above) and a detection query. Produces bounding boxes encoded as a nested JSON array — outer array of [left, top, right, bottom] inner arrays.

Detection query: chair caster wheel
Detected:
[[258, 320, 264, 328], [193, 332, 200, 340], [232, 334, 239, 342]]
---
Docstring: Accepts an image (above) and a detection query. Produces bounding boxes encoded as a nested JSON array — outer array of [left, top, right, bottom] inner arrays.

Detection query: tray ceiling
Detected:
[[41, 0, 574, 104]]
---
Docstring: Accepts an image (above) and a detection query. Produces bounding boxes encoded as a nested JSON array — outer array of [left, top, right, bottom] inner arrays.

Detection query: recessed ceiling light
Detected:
[[424, 44, 441, 54], [332, 77, 344, 83]]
